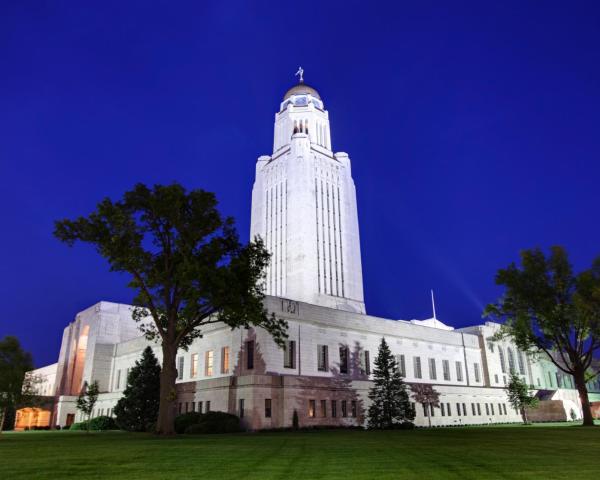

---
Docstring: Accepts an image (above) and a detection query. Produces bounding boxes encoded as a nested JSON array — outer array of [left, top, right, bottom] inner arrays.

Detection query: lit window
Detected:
[[177, 357, 184, 380], [309, 400, 316, 418], [205, 351, 214, 376], [191, 353, 198, 378], [221, 346, 230, 374]]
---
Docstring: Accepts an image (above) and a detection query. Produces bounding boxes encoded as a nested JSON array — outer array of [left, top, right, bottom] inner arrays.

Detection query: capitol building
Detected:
[[16, 76, 599, 430]]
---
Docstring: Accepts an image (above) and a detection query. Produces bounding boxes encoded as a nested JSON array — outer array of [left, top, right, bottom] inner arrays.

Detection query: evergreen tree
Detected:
[[505, 371, 538, 424], [367, 338, 414, 429], [114, 346, 161, 432], [76, 380, 99, 433]]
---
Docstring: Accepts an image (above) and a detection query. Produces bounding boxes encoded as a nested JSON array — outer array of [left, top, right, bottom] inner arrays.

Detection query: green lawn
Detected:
[[0, 424, 598, 479]]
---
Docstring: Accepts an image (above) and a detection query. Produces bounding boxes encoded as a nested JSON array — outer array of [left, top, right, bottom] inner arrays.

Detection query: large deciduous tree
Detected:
[[0, 336, 39, 433], [367, 337, 414, 429], [114, 346, 161, 432], [55, 183, 287, 434], [485, 246, 600, 426]]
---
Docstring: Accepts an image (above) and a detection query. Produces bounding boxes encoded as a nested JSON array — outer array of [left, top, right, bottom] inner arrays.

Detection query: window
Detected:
[[246, 341, 254, 370], [474, 363, 481, 383], [308, 400, 316, 417], [341, 400, 348, 417], [221, 346, 230, 374], [488, 342, 495, 353], [239, 399, 245, 418], [456, 403, 461, 416], [498, 403, 503, 415], [502, 404, 507, 415], [441, 403, 446, 416], [178, 403, 182, 414], [494, 374, 499, 384], [455, 361, 463, 382], [360, 350, 370, 376], [423, 404, 429, 417], [265, 399, 272, 418], [517, 351, 526, 374], [507, 348, 516, 373], [205, 350, 214, 376], [198, 401, 203, 414], [491, 404, 495, 415], [471, 403, 476, 415], [430, 404, 435, 417], [284, 340, 296, 369], [191, 402, 196, 412], [485, 403, 490, 415], [115, 369, 121, 390], [414, 356, 422, 379], [477, 403, 481, 415], [428, 358, 437, 380], [177, 357, 184, 380], [331, 400, 337, 418], [462, 403, 467, 416], [396, 354, 406, 377], [321, 400, 327, 417], [191, 353, 198, 378], [185, 402, 189, 413], [442, 360, 450, 381], [351, 400, 357, 418], [548, 371, 553, 388], [555, 372, 561, 388], [339, 346, 349, 374], [317, 345, 328, 372], [447, 402, 451, 416], [499, 347, 507, 373], [206, 401, 210, 412]]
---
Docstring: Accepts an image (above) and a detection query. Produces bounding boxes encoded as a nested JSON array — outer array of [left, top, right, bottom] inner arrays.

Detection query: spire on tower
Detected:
[[431, 290, 437, 320]]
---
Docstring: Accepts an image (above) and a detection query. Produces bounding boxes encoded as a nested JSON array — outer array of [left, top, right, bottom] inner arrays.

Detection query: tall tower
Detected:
[[250, 75, 365, 314]]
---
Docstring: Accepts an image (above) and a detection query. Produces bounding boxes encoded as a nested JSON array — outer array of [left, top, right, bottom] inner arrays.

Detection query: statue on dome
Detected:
[[295, 66, 304, 83]]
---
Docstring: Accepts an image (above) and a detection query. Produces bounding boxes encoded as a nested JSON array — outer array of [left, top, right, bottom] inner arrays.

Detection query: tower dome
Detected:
[[283, 83, 321, 100]]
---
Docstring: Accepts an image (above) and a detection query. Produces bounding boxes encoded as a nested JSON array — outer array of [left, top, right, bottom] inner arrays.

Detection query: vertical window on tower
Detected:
[[317, 345, 328, 372], [360, 350, 370, 376], [283, 340, 296, 369], [413, 356, 422, 379], [396, 354, 406, 377], [428, 358, 437, 380], [339, 346, 349, 374], [455, 361, 463, 382], [474, 363, 481, 383], [246, 341, 254, 370]]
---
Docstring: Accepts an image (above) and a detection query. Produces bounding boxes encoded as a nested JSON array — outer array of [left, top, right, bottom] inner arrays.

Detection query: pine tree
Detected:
[[505, 371, 538, 424], [114, 346, 161, 432], [367, 337, 415, 429], [76, 380, 99, 433]]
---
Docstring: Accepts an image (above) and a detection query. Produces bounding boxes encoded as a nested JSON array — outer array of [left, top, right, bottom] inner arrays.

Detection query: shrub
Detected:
[[89, 416, 118, 431], [54, 425, 61, 430], [396, 421, 415, 430], [174, 412, 203, 434], [69, 421, 89, 431], [184, 412, 242, 434]]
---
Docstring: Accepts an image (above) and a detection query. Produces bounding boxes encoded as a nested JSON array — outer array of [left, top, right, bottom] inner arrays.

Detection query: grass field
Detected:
[[0, 424, 599, 479]]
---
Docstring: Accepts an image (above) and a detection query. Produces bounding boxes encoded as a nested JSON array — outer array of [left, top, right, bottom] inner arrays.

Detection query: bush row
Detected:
[[69, 416, 119, 431], [175, 411, 243, 434]]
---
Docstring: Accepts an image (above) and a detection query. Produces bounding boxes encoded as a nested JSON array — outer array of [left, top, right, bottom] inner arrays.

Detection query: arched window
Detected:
[[293, 121, 299, 134], [498, 347, 506, 373], [304, 119, 308, 134], [507, 348, 516, 373]]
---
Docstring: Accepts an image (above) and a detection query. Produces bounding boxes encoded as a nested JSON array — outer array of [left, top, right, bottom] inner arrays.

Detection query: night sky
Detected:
[[2, 2, 599, 367]]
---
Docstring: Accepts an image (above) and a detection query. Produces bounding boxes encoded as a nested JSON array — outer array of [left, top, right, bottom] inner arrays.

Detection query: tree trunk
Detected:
[[0, 407, 6, 434], [426, 403, 431, 428], [574, 368, 594, 426], [521, 406, 527, 424], [156, 342, 177, 435]]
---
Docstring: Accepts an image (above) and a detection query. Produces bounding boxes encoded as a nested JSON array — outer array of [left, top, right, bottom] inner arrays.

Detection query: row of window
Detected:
[[308, 399, 358, 418], [176, 347, 230, 381], [422, 401, 512, 418], [178, 400, 211, 415]]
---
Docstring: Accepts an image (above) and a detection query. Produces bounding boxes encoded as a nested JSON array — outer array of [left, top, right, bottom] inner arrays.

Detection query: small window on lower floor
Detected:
[[331, 400, 337, 418], [265, 398, 272, 418], [239, 399, 245, 418], [341, 400, 347, 417], [351, 400, 357, 418], [321, 400, 327, 417], [206, 401, 211, 412]]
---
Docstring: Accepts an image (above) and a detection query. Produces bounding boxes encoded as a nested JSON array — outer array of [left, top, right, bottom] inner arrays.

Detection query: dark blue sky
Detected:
[[2, 1, 599, 367]]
